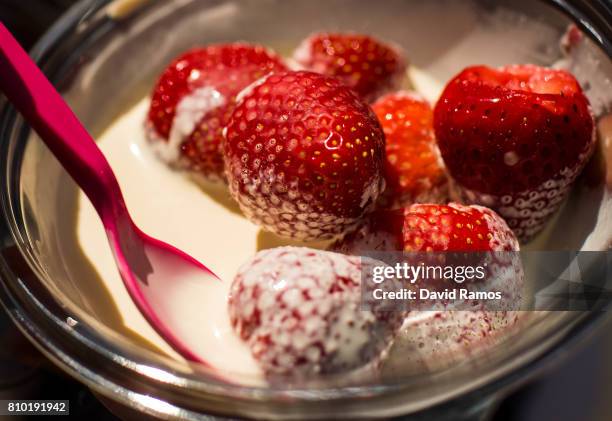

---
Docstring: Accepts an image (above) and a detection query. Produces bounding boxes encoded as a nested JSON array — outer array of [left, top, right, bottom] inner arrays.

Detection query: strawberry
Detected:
[[334, 203, 523, 370], [371, 91, 448, 208], [382, 310, 522, 376], [335, 203, 519, 253], [145, 44, 287, 182], [293, 33, 407, 102], [223, 70, 386, 240], [434, 65, 596, 241], [228, 247, 404, 378]]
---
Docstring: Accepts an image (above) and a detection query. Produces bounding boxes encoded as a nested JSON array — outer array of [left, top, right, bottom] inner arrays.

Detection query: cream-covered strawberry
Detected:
[[382, 311, 523, 376], [228, 247, 404, 378], [333, 203, 523, 375], [293, 33, 407, 102], [223, 71, 386, 240], [146, 44, 287, 182], [334, 203, 523, 311]]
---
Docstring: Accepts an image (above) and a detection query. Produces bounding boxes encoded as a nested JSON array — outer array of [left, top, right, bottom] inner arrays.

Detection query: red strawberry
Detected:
[[372, 91, 448, 208], [293, 33, 407, 102], [434, 65, 596, 241], [228, 247, 404, 378], [223, 70, 386, 240], [146, 44, 287, 182], [335, 203, 519, 253]]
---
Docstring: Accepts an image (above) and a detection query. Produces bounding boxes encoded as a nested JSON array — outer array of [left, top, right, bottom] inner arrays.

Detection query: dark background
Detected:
[[1, 1, 611, 420]]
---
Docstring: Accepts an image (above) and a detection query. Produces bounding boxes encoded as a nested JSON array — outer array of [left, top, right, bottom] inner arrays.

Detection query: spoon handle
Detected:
[[0, 23, 126, 223]]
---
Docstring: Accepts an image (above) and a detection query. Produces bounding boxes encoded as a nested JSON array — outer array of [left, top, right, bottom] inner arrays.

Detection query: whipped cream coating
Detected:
[[147, 86, 226, 164], [229, 247, 404, 377]]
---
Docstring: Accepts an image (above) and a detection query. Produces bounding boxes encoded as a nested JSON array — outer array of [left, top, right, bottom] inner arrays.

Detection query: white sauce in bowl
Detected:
[[76, 68, 513, 386]]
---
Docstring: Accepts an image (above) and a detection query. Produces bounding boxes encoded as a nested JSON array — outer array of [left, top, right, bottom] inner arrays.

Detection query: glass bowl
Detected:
[[0, 0, 611, 419]]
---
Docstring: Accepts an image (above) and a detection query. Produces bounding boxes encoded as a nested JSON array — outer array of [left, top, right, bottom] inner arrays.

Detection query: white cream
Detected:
[[149, 86, 225, 163], [234, 74, 270, 105], [407, 67, 444, 104]]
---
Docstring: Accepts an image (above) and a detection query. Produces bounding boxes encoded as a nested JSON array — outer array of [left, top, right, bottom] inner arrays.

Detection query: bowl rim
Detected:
[[0, 0, 611, 418]]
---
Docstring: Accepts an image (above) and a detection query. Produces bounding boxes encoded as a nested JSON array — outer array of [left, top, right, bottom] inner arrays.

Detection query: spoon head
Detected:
[[107, 218, 225, 366]]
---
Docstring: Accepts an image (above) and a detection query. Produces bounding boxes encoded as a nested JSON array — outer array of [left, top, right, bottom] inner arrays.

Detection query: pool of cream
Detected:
[[77, 94, 268, 383], [75, 67, 512, 385]]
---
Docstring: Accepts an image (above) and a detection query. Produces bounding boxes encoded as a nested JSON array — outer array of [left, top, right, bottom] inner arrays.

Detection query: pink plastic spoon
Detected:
[[0, 23, 220, 365]]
